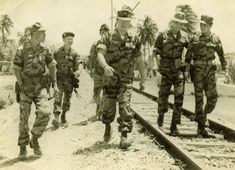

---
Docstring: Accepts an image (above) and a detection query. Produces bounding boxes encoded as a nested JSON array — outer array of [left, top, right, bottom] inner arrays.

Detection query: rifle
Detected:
[[43, 72, 55, 100], [70, 70, 80, 94]]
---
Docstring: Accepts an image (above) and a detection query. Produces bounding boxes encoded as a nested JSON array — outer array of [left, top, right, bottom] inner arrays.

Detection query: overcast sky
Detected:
[[0, 0, 235, 55]]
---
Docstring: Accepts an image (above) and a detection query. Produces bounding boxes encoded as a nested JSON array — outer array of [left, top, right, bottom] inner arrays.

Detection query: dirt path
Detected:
[[0, 72, 179, 170]]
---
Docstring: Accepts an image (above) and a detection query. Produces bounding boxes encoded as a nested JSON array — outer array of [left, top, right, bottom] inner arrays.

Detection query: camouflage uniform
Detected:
[[153, 29, 189, 125], [97, 29, 141, 133], [53, 46, 80, 115], [13, 42, 56, 146], [185, 21, 227, 125], [89, 41, 104, 115]]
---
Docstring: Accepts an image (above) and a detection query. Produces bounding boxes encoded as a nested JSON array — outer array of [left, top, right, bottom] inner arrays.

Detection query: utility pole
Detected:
[[111, 0, 113, 32]]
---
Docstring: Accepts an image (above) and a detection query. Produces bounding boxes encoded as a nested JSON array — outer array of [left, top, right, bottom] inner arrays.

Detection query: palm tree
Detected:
[[175, 4, 199, 35], [0, 15, 13, 46], [18, 27, 31, 45], [137, 15, 158, 77]]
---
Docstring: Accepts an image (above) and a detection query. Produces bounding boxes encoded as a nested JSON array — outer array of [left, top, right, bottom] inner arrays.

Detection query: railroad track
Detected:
[[131, 87, 235, 170]]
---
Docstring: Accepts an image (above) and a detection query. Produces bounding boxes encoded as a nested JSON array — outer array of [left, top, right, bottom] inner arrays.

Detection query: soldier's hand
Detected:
[[53, 84, 59, 94], [139, 81, 145, 91], [74, 70, 81, 79], [104, 65, 114, 77]]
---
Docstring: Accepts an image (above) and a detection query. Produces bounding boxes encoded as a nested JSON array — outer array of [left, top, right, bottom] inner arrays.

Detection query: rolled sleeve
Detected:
[[97, 44, 107, 51]]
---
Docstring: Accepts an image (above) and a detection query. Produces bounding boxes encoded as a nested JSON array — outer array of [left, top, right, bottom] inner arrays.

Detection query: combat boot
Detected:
[[103, 123, 111, 142], [61, 111, 67, 124], [197, 122, 209, 137], [157, 114, 164, 127], [18, 145, 27, 160], [30, 136, 42, 156], [170, 122, 180, 136], [52, 112, 60, 128], [119, 132, 131, 149]]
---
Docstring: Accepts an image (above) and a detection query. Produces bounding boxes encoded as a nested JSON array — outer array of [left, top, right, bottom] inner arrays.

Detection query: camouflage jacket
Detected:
[[12, 42, 56, 95], [89, 41, 104, 75], [97, 29, 141, 78], [153, 29, 189, 59], [153, 29, 189, 72], [54, 46, 81, 77], [185, 32, 227, 70]]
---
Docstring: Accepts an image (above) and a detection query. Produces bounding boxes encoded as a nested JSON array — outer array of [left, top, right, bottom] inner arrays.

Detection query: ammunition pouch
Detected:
[[15, 81, 20, 103], [212, 64, 217, 71]]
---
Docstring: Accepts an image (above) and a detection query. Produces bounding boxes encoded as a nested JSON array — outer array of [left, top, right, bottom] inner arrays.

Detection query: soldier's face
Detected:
[[33, 31, 46, 42], [200, 23, 211, 33], [63, 36, 74, 46], [116, 19, 131, 31], [173, 22, 183, 32]]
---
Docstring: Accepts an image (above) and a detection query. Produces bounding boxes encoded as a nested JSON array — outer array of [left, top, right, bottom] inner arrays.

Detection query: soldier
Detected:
[[185, 15, 228, 137], [52, 32, 82, 127], [90, 24, 110, 120], [13, 22, 58, 158], [97, 5, 145, 149], [153, 12, 189, 135]]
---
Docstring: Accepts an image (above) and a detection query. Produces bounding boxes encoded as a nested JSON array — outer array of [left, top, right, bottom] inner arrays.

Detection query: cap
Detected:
[[171, 12, 188, 24], [100, 24, 110, 31], [200, 15, 213, 25], [30, 22, 45, 34], [117, 5, 133, 21], [62, 32, 75, 39]]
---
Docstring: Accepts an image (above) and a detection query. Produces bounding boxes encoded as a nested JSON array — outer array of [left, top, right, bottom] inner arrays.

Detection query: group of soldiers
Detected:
[[13, 22, 82, 159], [12, 4, 228, 160], [153, 11, 228, 136]]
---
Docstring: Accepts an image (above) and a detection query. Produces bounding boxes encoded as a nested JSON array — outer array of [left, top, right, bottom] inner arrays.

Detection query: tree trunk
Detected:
[[2, 28, 5, 46], [147, 42, 154, 78]]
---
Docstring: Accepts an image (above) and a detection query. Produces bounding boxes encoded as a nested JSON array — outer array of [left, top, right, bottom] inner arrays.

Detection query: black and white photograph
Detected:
[[0, 0, 235, 169]]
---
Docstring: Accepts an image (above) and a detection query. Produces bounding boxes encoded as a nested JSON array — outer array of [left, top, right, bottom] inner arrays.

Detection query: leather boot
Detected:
[[30, 136, 42, 156], [157, 114, 164, 127], [119, 132, 131, 149], [61, 111, 67, 124], [18, 145, 27, 160], [103, 124, 111, 142], [197, 121, 208, 137], [52, 112, 60, 128], [170, 122, 180, 136]]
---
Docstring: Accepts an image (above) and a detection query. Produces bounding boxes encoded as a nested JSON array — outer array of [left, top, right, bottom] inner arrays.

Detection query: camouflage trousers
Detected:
[[53, 78, 73, 114], [18, 88, 50, 146], [102, 74, 133, 133], [93, 73, 105, 116], [192, 65, 218, 124], [158, 70, 185, 124]]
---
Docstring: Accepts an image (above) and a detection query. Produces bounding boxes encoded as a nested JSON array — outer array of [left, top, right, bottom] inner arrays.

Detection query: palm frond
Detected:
[[176, 4, 199, 34]]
